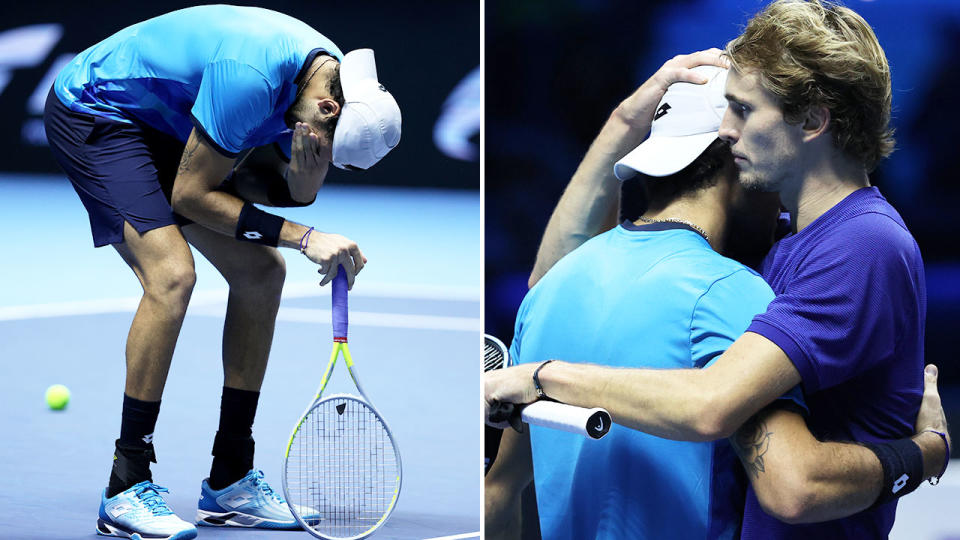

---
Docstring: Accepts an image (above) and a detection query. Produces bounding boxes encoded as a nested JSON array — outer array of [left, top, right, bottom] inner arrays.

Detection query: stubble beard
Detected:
[[737, 166, 780, 193]]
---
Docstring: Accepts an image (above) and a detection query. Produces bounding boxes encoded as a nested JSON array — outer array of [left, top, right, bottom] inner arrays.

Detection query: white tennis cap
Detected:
[[332, 49, 402, 170], [614, 65, 728, 180]]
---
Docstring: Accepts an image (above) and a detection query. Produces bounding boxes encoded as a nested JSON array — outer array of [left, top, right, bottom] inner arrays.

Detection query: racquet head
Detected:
[[484, 334, 509, 372], [284, 394, 401, 540]]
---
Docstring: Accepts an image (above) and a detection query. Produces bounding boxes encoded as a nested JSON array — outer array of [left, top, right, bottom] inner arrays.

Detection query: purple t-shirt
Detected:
[[742, 187, 926, 539]]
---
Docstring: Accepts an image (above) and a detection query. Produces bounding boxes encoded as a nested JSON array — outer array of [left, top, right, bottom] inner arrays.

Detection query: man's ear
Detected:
[[318, 98, 341, 118], [801, 105, 830, 143]]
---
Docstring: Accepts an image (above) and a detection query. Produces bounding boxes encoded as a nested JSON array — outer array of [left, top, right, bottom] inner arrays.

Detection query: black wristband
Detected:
[[863, 438, 924, 507], [533, 360, 554, 399], [235, 202, 284, 246]]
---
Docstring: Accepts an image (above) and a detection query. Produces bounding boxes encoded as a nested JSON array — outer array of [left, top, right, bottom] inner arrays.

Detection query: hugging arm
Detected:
[[733, 365, 949, 523]]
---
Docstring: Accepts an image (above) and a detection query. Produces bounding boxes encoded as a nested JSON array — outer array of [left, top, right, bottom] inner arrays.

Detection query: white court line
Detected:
[[0, 281, 480, 322], [189, 305, 481, 332], [422, 533, 481, 540]]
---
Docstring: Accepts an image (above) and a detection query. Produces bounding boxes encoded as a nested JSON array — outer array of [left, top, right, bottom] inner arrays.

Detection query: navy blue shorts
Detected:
[[43, 89, 192, 247]]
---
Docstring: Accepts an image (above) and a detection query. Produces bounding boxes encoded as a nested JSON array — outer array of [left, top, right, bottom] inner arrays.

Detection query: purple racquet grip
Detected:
[[332, 265, 348, 340]]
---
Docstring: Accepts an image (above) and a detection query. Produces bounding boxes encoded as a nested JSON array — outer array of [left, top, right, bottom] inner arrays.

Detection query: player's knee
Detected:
[[259, 250, 286, 291], [145, 260, 196, 308]]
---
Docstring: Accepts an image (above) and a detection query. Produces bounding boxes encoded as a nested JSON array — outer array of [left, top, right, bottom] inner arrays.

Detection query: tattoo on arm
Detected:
[[178, 135, 201, 175], [732, 415, 774, 478]]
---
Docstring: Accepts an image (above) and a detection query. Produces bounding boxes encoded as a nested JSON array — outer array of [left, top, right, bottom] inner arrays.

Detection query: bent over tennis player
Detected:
[[43, 6, 400, 539]]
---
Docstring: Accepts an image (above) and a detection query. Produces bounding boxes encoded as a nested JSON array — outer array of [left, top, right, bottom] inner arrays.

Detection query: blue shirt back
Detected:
[[511, 222, 776, 540], [744, 187, 926, 539], [53, 5, 343, 157]]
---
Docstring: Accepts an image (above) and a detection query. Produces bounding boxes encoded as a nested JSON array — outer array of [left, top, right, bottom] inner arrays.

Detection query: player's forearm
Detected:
[[283, 164, 325, 203], [534, 361, 729, 441], [732, 409, 882, 523], [774, 442, 882, 524], [172, 182, 247, 236], [172, 180, 309, 247], [796, 432, 949, 522], [529, 111, 644, 287]]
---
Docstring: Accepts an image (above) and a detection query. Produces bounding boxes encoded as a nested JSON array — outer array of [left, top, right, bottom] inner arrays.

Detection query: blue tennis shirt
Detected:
[[53, 5, 343, 158], [743, 187, 926, 539], [511, 222, 787, 540]]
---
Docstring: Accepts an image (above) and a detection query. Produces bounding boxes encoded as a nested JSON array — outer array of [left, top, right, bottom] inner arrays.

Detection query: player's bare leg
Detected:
[[179, 223, 294, 528], [114, 222, 197, 400], [106, 221, 196, 498], [180, 223, 284, 392]]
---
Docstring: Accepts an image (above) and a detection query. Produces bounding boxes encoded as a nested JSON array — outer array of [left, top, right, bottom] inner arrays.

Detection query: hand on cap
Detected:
[[615, 48, 729, 129], [301, 230, 367, 290]]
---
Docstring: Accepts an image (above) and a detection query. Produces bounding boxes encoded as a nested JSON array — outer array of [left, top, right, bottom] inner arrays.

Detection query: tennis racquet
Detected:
[[484, 334, 611, 440], [282, 267, 402, 540]]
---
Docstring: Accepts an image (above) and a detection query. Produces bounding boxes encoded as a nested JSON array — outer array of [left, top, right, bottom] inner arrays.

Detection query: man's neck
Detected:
[[639, 191, 727, 253], [779, 152, 870, 232]]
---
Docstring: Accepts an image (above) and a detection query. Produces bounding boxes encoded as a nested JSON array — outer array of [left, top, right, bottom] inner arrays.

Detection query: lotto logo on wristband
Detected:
[[892, 473, 909, 493], [243, 230, 263, 240]]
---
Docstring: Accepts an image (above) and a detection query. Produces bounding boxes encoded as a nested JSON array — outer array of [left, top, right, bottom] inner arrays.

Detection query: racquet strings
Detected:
[[484, 336, 507, 372], [286, 397, 399, 538]]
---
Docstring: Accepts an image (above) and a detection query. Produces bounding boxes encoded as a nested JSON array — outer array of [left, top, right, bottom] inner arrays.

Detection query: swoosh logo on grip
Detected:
[[588, 411, 611, 439]]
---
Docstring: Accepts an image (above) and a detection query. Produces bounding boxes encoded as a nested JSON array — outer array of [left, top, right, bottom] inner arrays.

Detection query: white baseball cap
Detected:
[[614, 65, 728, 180], [332, 49, 402, 170]]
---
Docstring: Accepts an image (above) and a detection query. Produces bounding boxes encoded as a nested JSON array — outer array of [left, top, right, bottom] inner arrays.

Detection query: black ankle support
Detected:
[[107, 440, 158, 498], [209, 432, 255, 490]]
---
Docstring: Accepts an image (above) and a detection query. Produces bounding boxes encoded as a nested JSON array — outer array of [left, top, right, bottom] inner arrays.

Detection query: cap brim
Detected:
[[340, 49, 378, 98], [614, 132, 719, 180]]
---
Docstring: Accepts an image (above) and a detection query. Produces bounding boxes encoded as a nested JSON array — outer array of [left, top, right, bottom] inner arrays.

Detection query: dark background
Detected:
[[0, 0, 479, 189], [487, 0, 960, 453]]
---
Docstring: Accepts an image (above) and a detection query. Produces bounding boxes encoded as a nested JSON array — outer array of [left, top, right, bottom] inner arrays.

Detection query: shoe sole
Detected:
[[96, 518, 198, 540], [195, 509, 300, 529]]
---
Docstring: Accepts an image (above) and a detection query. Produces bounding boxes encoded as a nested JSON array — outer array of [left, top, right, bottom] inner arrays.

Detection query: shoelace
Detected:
[[251, 470, 285, 504], [133, 482, 175, 517]]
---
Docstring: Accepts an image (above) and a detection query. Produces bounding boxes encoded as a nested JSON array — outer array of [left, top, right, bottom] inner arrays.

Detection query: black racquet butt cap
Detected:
[[586, 411, 611, 439]]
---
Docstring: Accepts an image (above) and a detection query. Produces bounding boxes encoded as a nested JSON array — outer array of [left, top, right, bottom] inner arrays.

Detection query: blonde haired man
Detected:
[[486, 1, 949, 537]]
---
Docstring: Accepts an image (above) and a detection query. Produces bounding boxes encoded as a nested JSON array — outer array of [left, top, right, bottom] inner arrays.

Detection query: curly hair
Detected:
[[621, 138, 734, 220], [725, 0, 894, 171]]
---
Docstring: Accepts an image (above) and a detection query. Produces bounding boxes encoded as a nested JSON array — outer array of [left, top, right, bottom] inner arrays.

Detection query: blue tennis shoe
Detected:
[[196, 469, 302, 529], [97, 481, 198, 540]]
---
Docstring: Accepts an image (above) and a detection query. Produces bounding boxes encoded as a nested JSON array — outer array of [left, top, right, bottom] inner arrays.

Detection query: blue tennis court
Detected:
[[0, 174, 481, 540]]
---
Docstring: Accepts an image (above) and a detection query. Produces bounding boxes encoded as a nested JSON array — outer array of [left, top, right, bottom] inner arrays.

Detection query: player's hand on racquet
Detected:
[[915, 364, 951, 448], [615, 48, 729, 129], [302, 232, 366, 289], [286, 122, 330, 201], [484, 363, 540, 429]]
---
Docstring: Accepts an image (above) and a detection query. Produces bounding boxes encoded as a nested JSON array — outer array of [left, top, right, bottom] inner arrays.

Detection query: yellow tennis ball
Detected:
[[45, 384, 70, 411]]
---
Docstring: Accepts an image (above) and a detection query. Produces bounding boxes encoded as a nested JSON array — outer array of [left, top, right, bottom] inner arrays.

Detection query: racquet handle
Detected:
[[521, 401, 611, 440], [332, 265, 348, 339]]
